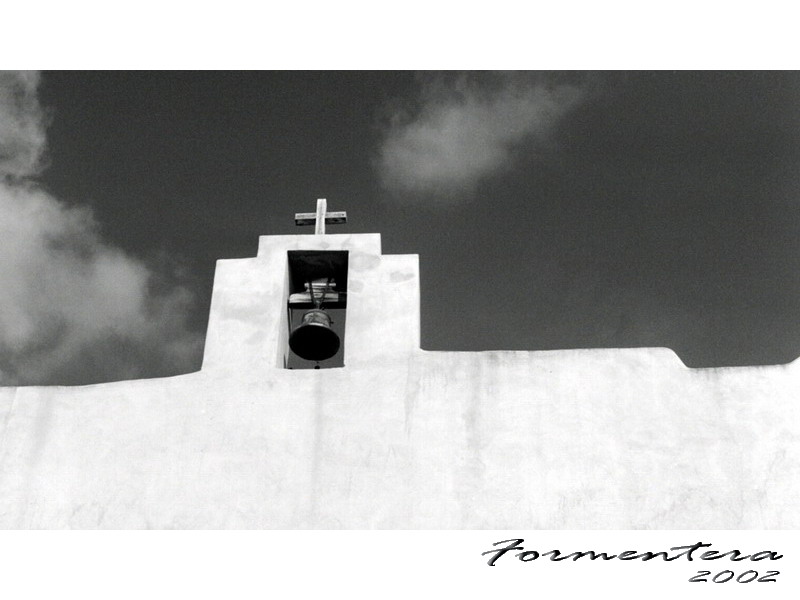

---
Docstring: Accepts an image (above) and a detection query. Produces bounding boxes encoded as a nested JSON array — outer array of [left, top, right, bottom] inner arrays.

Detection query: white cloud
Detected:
[[0, 71, 202, 385], [376, 73, 587, 198]]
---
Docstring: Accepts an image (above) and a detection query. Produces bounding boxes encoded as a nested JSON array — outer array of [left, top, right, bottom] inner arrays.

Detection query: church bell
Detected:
[[289, 308, 341, 362]]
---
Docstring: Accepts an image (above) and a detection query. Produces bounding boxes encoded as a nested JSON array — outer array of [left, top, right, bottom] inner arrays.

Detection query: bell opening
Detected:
[[285, 250, 348, 369]]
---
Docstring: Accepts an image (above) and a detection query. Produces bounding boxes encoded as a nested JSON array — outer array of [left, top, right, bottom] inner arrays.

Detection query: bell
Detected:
[[289, 309, 341, 362]]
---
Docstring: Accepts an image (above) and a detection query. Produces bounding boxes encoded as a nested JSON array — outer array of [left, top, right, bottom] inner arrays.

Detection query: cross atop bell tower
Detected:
[[294, 198, 347, 235]]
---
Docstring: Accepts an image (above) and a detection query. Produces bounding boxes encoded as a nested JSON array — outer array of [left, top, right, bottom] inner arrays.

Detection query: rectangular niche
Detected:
[[285, 250, 348, 369]]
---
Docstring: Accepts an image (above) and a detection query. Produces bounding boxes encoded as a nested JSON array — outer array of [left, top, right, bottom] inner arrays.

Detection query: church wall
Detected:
[[0, 234, 797, 529]]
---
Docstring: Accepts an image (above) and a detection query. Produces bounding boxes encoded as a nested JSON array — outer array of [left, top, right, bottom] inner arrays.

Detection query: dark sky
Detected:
[[4, 71, 800, 384]]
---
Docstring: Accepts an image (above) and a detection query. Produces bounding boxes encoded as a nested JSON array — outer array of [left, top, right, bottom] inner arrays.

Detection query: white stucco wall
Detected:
[[0, 234, 798, 529]]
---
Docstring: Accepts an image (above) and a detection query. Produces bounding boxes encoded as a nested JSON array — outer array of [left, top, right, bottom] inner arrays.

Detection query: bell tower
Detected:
[[200, 199, 420, 377]]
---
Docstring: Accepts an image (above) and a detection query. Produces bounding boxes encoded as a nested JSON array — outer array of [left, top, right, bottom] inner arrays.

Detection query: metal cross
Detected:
[[294, 198, 347, 235]]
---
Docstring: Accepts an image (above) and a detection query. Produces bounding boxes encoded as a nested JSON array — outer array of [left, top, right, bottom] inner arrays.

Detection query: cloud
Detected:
[[376, 73, 588, 198], [0, 71, 202, 385]]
